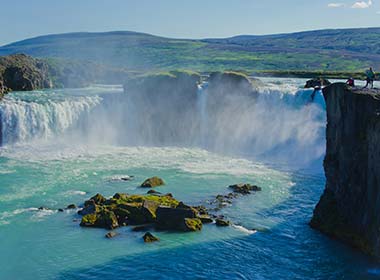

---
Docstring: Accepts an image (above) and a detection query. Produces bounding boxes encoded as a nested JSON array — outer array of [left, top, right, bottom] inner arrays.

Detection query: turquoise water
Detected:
[[0, 81, 378, 279]]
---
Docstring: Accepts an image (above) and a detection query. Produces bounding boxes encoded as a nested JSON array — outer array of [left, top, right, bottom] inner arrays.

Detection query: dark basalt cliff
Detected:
[[310, 83, 380, 257], [0, 54, 131, 98], [0, 54, 53, 97]]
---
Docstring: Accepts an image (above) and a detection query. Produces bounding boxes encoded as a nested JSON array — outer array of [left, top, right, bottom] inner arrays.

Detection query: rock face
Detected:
[[310, 83, 380, 257], [304, 78, 331, 88], [0, 54, 53, 96]]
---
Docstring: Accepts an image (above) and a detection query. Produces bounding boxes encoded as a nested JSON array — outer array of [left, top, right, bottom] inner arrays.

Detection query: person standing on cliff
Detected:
[[363, 67, 376, 89]]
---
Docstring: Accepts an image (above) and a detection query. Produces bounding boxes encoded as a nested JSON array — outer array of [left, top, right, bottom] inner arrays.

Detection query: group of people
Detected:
[[310, 67, 376, 102], [346, 67, 376, 89]]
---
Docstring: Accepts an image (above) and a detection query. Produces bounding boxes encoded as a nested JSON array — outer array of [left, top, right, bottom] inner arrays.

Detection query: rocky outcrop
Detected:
[[0, 54, 132, 98], [310, 83, 380, 257], [78, 191, 209, 233], [0, 54, 53, 96], [304, 78, 331, 88]]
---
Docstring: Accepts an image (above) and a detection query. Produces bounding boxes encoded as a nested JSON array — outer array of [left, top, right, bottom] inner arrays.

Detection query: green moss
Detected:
[[80, 213, 97, 226], [182, 218, 203, 232]]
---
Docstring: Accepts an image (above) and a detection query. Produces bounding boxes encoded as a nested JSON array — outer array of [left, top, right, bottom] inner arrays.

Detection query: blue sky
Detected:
[[0, 0, 379, 45]]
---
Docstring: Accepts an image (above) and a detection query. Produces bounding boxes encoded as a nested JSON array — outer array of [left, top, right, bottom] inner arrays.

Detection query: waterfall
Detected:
[[197, 81, 209, 147], [0, 92, 101, 146], [0, 81, 326, 168]]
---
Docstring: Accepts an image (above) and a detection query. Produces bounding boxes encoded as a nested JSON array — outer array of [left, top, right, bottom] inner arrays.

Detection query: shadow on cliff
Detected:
[[56, 173, 379, 280]]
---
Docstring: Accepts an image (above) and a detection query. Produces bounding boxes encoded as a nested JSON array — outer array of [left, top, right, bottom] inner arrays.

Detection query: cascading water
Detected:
[[0, 90, 101, 146], [0, 80, 326, 168], [197, 81, 209, 147]]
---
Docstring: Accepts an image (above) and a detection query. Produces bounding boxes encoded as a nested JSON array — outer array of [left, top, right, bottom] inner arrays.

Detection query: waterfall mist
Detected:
[[0, 77, 326, 170]]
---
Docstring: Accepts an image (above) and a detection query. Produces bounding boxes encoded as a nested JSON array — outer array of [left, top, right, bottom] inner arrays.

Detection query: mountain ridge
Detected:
[[1, 27, 380, 72]]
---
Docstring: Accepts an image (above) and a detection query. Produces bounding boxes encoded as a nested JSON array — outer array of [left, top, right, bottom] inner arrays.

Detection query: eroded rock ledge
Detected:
[[310, 83, 380, 257]]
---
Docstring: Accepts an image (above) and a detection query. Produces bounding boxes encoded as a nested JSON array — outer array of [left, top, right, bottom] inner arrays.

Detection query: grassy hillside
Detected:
[[1, 28, 380, 73]]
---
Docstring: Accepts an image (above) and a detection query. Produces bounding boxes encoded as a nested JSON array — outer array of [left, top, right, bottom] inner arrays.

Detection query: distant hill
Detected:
[[1, 28, 380, 72]]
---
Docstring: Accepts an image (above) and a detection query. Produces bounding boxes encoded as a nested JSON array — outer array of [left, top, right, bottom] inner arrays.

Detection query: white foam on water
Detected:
[[63, 190, 87, 196], [232, 224, 258, 235]]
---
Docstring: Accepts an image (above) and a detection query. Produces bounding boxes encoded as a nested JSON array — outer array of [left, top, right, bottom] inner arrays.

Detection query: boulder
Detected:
[[229, 184, 261, 194], [155, 205, 197, 231], [80, 209, 119, 229], [66, 204, 77, 209], [89, 193, 107, 205], [140, 177, 165, 188], [78, 201, 102, 216], [180, 218, 202, 232], [198, 215, 213, 224], [143, 232, 159, 243], [215, 219, 230, 227]]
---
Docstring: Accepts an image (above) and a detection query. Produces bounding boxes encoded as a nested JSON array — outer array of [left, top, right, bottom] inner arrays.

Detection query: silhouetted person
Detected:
[[364, 67, 375, 89]]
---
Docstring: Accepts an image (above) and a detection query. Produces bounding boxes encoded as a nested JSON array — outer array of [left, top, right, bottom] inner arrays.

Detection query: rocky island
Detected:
[[310, 83, 380, 258]]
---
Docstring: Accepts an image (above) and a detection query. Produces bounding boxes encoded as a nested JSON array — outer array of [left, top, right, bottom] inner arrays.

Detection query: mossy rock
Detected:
[[78, 203, 102, 216], [143, 232, 159, 243], [140, 177, 165, 188], [80, 209, 119, 229], [180, 218, 203, 232], [155, 205, 198, 231], [86, 193, 106, 205]]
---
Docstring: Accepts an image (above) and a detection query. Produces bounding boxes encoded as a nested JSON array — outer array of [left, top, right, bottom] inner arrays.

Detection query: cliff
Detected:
[[0, 54, 53, 96], [0, 54, 133, 98], [310, 83, 380, 257]]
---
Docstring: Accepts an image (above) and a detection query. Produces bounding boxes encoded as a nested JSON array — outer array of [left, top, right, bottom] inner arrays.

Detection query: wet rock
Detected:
[[180, 218, 202, 232], [89, 193, 107, 205], [198, 215, 213, 224], [215, 219, 230, 227], [155, 205, 197, 231], [58, 208, 64, 212], [80, 209, 119, 230], [66, 204, 77, 209], [143, 232, 159, 243], [229, 184, 261, 194], [105, 231, 119, 239], [78, 201, 102, 216], [140, 177, 165, 188], [38, 206, 50, 211], [147, 189, 161, 195]]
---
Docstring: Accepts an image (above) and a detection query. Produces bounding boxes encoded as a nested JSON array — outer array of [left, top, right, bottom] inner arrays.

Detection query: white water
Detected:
[[0, 91, 101, 145], [197, 82, 209, 147], [0, 79, 326, 169]]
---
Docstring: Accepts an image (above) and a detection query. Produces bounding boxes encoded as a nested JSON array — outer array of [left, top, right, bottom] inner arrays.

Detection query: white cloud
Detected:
[[328, 3, 345, 7], [352, 0, 373, 8]]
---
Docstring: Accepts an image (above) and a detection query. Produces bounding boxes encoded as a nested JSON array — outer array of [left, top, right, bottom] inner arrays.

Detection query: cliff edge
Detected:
[[310, 83, 380, 257]]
